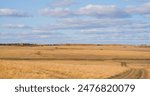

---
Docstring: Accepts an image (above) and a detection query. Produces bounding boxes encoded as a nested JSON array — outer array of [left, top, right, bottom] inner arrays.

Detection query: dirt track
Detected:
[[108, 68, 147, 79]]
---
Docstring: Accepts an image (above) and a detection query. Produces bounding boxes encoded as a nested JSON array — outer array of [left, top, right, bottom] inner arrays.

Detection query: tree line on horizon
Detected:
[[0, 43, 149, 47]]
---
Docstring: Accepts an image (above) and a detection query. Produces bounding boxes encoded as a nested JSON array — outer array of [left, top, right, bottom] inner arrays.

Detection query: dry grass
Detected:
[[0, 45, 150, 79], [0, 60, 129, 79]]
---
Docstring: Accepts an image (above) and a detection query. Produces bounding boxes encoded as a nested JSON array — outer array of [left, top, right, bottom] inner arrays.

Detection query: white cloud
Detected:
[[0, 8, 30, 17], [125, 2, 150, 17], [0, 24, 32, 29], [39, 3, 150, 18], [77, 4, 130, 18], [40, 4, 130, 18], [39, 35, 50, 38], [39, 8, 71, 17], [49, 0, 74, 7]]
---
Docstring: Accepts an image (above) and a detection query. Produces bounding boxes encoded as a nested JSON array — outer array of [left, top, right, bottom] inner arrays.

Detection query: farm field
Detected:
[[0, 44, 150, 79]]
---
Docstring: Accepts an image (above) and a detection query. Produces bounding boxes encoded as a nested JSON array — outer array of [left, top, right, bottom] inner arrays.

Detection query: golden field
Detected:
[[0, 45, 150, 79]]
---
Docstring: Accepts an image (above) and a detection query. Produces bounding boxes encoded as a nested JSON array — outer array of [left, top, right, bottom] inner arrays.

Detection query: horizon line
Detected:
[[0, 43, 150, 46]]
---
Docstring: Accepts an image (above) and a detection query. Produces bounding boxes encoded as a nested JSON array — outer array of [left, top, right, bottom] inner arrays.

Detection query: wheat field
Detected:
[[0, 45, 150, 79]]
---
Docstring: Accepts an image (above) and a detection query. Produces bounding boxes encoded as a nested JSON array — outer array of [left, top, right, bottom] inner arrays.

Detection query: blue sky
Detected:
[[0, 0, 150, 44]]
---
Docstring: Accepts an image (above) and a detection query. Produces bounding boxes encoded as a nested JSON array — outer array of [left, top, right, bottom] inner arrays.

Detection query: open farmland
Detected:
[[0, 44, 150, 79]]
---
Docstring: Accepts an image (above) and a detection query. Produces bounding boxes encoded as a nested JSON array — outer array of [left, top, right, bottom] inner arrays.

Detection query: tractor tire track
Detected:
[[108, 68, 147, 79]]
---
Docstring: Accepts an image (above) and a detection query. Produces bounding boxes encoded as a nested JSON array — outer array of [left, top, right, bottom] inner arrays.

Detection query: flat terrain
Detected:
[[0, 45, 150, 79]]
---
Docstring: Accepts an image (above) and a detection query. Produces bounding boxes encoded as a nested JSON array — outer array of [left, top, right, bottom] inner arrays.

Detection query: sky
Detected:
[[0, 0, 150, 45]]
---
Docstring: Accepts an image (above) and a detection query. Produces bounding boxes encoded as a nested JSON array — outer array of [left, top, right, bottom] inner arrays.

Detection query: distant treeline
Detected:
[[0, 43, 62, 46], [0, 43, 99, 46], [138, 44, 150, 48], [0, 43, 123, 46], [0, 43, 150, 47]]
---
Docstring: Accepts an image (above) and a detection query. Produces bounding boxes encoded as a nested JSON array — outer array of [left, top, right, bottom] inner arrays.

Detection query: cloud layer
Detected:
[[0, 24, 32, 29], [40, 2, 150, 19], [0, 8, 30, 17], [0, 0, 150, 44], [39, 4, 130, 18], [125, 2, 150, 17]]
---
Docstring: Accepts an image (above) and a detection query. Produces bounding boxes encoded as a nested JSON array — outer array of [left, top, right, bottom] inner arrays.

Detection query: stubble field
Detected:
[[0, 45, 150, 79]]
